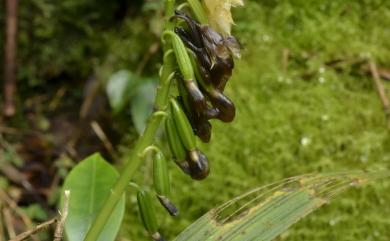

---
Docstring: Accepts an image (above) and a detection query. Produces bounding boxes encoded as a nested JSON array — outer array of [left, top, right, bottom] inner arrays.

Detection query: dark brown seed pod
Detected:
[[177, 95, 212, 143], [187, 149, 210, 180], [194, 118, 212, 142], [173, 159, 191, 175], [207, 90, 235, 122], [184, 80, 208, 117], [194, 70, 235, 123], [176, 76, 212, 142], [156, 195, 179, 217], [176, 74, 203, 119], [208, 57, 234, 92]]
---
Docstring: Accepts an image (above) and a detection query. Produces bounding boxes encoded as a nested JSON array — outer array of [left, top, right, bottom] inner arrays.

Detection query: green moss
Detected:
[[121, 1, 390, 240]]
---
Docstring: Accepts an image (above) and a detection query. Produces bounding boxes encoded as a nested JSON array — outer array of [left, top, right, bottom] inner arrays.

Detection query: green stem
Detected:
[[141, 145, 162, 157], [84, 1, 175, 240]]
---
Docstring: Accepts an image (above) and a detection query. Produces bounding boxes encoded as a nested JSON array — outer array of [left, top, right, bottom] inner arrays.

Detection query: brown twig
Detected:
[[53, 190, 70, 241], [90, 121, 116, 158], [369, 59, 390, 128], [0, 202, 5, 241], [3, 0, 19, 117], [0, 188, 38, 241], [80, 75, 100, 119], [3, 207, 16, 239], [0, 126, 19, 134], [0, 164, 34, 192], [360, 63, 390, 80], [9, 219, 57, 241], [0, 142, 48, 213], [7, 190, 70, 241], [0, 138, 37, 194]]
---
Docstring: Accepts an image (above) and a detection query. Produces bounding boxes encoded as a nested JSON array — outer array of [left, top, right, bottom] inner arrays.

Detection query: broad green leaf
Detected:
[[174, 171, 389, 241], [61, 153, 125, 241], [130, 81, 157, 134], [106, 70, 138, 113]]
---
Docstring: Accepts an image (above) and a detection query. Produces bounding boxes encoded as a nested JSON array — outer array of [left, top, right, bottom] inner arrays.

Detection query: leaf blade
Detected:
[[174, 171, 388, 241], [62, 153, 125, 241]]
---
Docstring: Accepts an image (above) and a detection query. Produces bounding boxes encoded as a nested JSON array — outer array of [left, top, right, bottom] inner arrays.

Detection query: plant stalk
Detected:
[[84, 1, 175, 240]]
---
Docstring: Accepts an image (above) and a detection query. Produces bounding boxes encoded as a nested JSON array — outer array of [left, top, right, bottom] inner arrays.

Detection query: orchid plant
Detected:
[[60, 1, 388, 241]]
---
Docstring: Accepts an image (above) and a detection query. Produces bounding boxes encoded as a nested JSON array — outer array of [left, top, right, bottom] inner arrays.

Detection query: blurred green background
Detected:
[[1, 0, 390, 240], [123, 1, 390, 240]]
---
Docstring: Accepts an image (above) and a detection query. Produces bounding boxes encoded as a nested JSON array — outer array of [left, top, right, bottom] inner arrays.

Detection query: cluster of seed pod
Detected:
[[164, 10, 241, 180], [136, 4, 241, 241], [135, 149, 176, 241]]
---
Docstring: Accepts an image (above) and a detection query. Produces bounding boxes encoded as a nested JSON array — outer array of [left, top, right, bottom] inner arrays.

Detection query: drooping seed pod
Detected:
[[183, 80, 208, 118], [165, 116, 190, 174], [187, 149, 210, 180], [207, 90, 235, 122], [165, 31, 212, 119], [189, 50, 236, 123], [193, 117, 212, 142], [137, 188, 165, 241], [176, 76, 212, 142], [153, 151, 171, 197], [152, 151, 179, 216], [177, 73, 208, 122], [165, 105, 210, 180], [156, 195, 179, 217], [169, 98, 196, 151], [165, 30, 195, 82], [167, 42, 208, 123]]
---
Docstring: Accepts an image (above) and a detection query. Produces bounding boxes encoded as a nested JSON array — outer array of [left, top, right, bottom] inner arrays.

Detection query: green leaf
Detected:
[[61, 153, 125, 241], [174, 171, 389, 241], [106, 70, 138, 113], [130, 81, 157, 134]]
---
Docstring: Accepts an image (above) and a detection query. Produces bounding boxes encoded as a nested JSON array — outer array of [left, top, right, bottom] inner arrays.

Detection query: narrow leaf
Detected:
[[61, 153, 125, 241], [174, 171, 389, 241]]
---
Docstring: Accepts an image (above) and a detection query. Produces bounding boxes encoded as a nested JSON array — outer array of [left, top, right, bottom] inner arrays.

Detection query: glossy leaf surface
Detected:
[[62, 153, 125, 241]]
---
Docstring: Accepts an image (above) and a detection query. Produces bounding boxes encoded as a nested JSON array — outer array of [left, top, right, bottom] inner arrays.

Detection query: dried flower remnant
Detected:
[[203, 0, 244, 36]]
